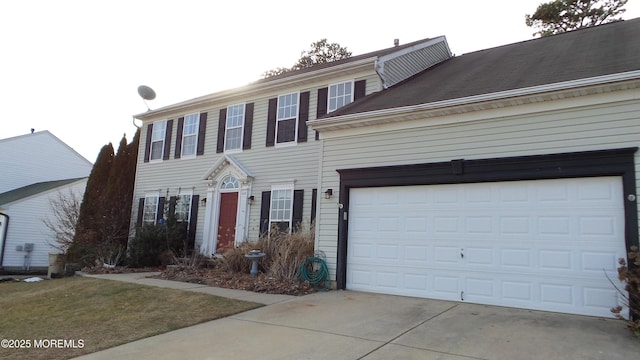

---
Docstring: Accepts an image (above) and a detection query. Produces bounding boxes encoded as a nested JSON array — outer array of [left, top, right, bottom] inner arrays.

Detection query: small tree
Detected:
[[262, 39, 351, 78], [43, 189, 82, 254], [525, 0, 628, 37]]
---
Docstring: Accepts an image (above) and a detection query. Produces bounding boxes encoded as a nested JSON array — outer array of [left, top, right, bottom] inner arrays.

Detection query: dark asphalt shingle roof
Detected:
[[250, 37, 437, 84], [0, 178, 86, 206], [327, 18, 640, 117]]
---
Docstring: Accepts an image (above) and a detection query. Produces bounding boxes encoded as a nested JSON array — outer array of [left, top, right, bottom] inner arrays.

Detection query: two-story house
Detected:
[[131, 37, 452, 256]]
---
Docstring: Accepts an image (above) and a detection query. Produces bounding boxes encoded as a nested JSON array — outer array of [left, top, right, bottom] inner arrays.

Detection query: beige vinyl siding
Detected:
[[317, 95, 640, 280], [131, 69, 382, 246]]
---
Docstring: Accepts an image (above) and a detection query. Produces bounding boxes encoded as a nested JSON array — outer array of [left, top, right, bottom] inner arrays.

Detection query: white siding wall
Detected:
[[131, 71, 382, 246], [317, 92, 640, 280], [0, 131, 92, 193], [2, 180, 87, 269]]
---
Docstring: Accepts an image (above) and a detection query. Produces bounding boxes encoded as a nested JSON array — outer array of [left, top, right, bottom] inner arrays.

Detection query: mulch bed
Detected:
[[154, 267, 316, 296], [81, 265, 316, 296]]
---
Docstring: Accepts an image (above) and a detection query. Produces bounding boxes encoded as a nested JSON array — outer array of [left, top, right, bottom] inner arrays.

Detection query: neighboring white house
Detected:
[[0, 178, 87, 270], [0, 130, 93, 194], [130, 37, 451, 255], [309, 19, 640, 317], [0, 131, 92, 270]]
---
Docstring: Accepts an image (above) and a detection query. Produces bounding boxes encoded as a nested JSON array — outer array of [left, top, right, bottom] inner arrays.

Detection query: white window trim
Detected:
[[143, 193, 160, 225], [224, 103, 245, 154], [150, 120, 167, 162], [175, 191, 193, 223], [180, 113, 199, 159], [327, 80, 355, 113], [268, 184, 294, 232], [275, 92, 299, 147]]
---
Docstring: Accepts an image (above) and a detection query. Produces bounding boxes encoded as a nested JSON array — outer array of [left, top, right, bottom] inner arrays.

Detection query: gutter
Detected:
[[134, 57, 378, 120], [309, 70, 640, 130], [0, 212, 9, 269]]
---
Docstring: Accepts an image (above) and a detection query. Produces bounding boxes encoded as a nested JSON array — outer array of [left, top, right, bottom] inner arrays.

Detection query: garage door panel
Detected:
[[346, 176, 626, 317]]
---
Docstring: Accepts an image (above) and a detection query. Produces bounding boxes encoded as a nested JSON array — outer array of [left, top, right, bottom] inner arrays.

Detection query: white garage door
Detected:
[[347, 177, 626, 317]]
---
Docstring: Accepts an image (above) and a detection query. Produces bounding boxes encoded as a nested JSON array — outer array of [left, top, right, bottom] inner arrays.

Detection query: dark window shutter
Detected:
[[316, 87, 328, 140], [175, 117, 184, 159], [136, 198, 145, 228], [188, 195, 199, 249], [297, 91, 310, 142], [266, 98, 277, 147], [259, 191, 271, 236], [196, 112, 207, 156], [163, 120, 173, 160], [168, 196, 177, 217], [292, 189, 304, 230], [144, 123, 153, 162], [354, 80, 366, 100], [311, 188, 317, 228], [157, 197, 166, 224], [217, 108, 227, 153], [243, 103, 254, 150]]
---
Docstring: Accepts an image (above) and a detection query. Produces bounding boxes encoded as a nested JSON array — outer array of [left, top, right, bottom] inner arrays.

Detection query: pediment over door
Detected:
[[202, 154, 254, 187]]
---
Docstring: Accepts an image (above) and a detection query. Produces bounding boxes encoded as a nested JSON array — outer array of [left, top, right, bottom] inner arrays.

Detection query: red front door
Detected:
[[217, 192, 238, 254]]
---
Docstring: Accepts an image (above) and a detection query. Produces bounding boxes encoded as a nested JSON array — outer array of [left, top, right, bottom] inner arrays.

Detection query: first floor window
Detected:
[[269, 186, 293, 232], [143, 195, 159, 225], [225, 104, 245, 151], [181, 114, 199, 157], [175, 193, 192, 222], [276, 92, 298, 144], [150, 120, 167, 160], [328, 81, 354, 112]]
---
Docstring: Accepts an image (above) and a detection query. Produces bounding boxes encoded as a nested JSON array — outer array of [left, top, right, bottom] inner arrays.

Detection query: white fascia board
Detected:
[[135, 58, 377, 121], [309, 70, 640, 130]]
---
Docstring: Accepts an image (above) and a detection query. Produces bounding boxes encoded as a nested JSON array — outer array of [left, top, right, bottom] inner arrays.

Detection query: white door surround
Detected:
[[201, 155, 253, 256]]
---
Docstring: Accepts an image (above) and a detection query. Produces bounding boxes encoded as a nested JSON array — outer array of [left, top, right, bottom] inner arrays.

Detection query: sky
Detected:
[[1, 0, 639, 163]]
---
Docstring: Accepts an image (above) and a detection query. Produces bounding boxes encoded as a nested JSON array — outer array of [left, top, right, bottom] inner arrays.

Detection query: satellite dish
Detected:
[[138, 85, 156, 100], [137, 85, 156, 111]]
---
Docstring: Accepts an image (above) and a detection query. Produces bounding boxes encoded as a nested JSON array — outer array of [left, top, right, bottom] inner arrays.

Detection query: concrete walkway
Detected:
[[76, 273, 640, 360]]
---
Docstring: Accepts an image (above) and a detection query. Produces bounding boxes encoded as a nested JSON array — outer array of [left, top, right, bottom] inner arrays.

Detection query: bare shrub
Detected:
[[222, 223, 315, 280], [43, 189, 82, 254], [611, 246, 640, 338]]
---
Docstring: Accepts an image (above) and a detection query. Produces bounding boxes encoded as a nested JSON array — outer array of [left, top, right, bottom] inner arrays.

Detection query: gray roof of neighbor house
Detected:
[[0, 178, 86, 206], [325, 18, 640, 118]]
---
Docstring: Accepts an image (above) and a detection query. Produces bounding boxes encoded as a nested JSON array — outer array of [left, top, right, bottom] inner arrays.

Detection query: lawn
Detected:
[[0, 277, 262, 360]]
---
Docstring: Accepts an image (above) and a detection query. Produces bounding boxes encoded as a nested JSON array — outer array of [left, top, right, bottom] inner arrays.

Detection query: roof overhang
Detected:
[[309, 70, 640, 133], [135, 57, 378, 121]]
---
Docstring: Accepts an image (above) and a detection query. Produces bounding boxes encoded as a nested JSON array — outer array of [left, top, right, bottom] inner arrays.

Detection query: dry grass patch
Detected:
[[0, 277, 262, 360]]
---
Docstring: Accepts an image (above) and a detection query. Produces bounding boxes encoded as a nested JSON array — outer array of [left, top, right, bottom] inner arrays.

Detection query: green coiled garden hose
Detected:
[[297, 256, 330, 291]]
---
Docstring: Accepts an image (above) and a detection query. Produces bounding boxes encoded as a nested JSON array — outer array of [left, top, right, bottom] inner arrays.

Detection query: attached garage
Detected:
[[336, 149, 638, 318], [347, 177, 625, 317]]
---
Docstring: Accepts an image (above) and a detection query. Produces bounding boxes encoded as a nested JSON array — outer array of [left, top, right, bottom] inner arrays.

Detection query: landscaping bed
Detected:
[[154, 266, 316, 296]]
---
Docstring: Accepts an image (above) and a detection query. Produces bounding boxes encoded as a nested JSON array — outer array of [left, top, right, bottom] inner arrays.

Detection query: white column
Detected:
[[235, 188, 249, 245], [201, 185, 216, 256]]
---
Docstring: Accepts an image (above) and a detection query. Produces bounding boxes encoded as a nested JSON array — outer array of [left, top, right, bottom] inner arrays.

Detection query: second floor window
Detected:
[[150, 120, 167, 161], [225, 104, 245, 151], [181, 114, 199, 157], [328, 81, 353, 113], [276, 92, 298, 145]]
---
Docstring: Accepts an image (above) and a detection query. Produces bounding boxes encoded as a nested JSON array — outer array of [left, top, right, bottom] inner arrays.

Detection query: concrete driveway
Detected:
[[77, 289, 639, 360]]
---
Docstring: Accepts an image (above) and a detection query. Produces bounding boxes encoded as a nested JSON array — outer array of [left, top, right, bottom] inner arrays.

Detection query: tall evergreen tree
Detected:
[[69, 143, 114, 263], [105, 130, 140, 249]]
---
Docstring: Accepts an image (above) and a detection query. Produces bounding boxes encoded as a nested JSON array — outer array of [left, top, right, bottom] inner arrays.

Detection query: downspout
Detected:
[[0, 212, 9, 269]]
